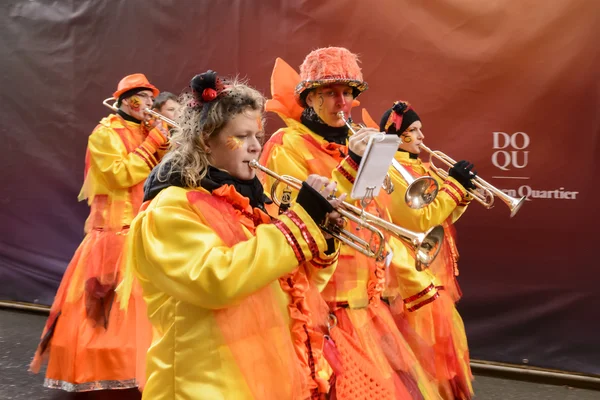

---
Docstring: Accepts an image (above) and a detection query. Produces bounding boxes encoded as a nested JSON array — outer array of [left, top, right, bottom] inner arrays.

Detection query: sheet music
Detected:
[[351, 134, 400, 199]]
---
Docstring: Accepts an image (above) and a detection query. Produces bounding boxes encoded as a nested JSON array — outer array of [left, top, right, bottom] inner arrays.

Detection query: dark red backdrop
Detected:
[[0, 0, 598, 375]]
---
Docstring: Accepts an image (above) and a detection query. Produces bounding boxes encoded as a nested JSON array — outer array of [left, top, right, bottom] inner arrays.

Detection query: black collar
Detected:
[[301, 108, 349, 145], [143, 163, 271, 211], [118, 109, 141, 124], [398, 148, 419, 159]]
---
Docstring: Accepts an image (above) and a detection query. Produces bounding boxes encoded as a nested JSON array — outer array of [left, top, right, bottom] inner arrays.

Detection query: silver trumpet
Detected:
[[419, 143, 525, 217], [250, 160, 444, 269], [102, 97, 181, 130]]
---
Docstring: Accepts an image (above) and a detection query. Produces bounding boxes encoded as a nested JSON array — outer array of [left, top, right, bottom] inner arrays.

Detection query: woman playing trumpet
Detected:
[[30, 74, 168, 398], [261, 47, 441, 399], [122, 70, 345, 399], [380, 101, 477, 399]]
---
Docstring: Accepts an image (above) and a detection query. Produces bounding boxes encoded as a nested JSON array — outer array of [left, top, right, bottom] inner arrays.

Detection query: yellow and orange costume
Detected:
[[387, 150, 474, 400], [260, 52, 441, 399], [30, 74, 167, 392], [125, 181, 339, 400]]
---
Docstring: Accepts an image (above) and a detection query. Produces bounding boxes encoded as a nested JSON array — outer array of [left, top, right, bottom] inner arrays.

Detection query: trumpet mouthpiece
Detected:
[[248, 160, 259, 169], [337, 111, 346, 120]]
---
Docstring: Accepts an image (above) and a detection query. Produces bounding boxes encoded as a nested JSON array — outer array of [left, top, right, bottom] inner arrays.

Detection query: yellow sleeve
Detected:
[[388, 167, 471, 232], [263, 138, 357, 200], [306, 239, 341, 292], [88, 125, 167, 189], [132, 188, 330, 309], [386, 235, 439, 311]]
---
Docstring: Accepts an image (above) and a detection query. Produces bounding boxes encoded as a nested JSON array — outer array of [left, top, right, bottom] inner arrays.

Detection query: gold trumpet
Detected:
[[337, 111, 439, 209], [419, 144, 525, 217], [250, 160, 444, 270], [102, 97, 181, 130]]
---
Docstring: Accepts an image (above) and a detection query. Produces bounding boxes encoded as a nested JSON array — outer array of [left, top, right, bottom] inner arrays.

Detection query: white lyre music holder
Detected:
[[351, 133, 401, 210]]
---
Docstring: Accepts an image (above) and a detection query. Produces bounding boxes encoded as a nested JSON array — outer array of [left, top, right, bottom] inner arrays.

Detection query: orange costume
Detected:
[[375, 102, 474, 399], [30, 74, 167, 392], [260, 49, 441, 399], [121, 180, 339, 399]]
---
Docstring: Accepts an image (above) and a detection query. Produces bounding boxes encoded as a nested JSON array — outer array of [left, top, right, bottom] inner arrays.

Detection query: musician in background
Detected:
[[261, 47, 440, 399], [30, 73, 168, 399], [122, 70, 343, 399], [380, 101, 476, 399], [152, 91, 180, 120]]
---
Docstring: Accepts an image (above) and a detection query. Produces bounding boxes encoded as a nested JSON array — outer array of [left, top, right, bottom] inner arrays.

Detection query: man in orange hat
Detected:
[[260, 47, 441, 399], [30, 73, 168, 399]]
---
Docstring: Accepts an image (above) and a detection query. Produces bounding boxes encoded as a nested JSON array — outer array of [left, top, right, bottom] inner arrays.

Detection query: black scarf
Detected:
[[143, 163, 271, 211], [397, 148, 419, 159], [117, 109, 141, 124], [301, 108, 349, 145], [205, 166, 271, 210]]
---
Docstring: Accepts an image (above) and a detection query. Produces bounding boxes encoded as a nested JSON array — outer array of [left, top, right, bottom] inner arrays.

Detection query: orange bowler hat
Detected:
[[113, 73, 159, 99]]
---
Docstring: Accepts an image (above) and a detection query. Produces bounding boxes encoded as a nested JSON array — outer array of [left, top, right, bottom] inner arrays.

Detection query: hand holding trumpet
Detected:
[[347, 127, 382, 157], [448, 160, 477, 190], [301, 175, 347, 239], [142, 111, 170, 141]]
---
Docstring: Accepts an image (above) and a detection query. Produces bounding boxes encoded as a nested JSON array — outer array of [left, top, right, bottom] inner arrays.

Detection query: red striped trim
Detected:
[[310, 253, 338, 269], [138, 145, 158, 166], [273, 219, 305, 263], [285, 210, 320, 259], [407, 291, 440, 312], [446, 180, 465, 196], [133, 149, 154, 170], [440, 187, 460, 206], [403, 283, 436, 304], [336, 164, 355, 184], [344, 155, 359, 171]]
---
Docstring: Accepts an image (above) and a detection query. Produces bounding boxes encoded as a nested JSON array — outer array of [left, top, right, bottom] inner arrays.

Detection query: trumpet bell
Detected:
[[414, 225, 445, 271], [509, 196, 526, 218], [406, 176, 439, 209]]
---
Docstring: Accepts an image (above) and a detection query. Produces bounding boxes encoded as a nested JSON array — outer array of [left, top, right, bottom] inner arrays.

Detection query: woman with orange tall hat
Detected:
[[260, 47, 442, 399], [30, 73, 168, 398], [123, 70, 345, 400], [380, 100, 477, 399]]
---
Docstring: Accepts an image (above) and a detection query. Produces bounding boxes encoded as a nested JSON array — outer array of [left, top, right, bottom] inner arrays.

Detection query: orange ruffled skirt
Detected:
[[328, 301, 441, 400], [30, 228, 151, 392], [393, 291, 473, 400]]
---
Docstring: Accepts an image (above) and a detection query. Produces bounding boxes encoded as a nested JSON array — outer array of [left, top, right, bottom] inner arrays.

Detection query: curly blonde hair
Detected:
[[158, 77, 265, 188]]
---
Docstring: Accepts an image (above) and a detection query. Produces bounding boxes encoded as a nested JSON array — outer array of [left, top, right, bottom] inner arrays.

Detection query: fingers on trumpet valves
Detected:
[[448, 160, 477, 190]]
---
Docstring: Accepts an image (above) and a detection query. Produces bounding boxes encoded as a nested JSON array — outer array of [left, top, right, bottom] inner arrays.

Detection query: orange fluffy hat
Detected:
[[295, 47, 368, 107]]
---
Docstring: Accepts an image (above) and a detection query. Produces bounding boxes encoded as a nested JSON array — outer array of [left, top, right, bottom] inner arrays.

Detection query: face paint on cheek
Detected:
[[129, 96, 141, 111], [402, 135, 412, 143], [226, 136, 243, 151]]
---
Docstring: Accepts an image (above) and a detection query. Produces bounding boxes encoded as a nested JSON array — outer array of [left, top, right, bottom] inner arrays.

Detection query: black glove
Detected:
[[448, 160, 477, 190], [296, 182, 334, 225]]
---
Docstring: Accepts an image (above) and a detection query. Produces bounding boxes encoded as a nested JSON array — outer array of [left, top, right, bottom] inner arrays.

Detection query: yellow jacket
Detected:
[[388, 151, 471, 303], [388, 152, 470, 232], [129, 184, 338, 400], [79, 114, 167, 231], [261, 118, 438, 310]]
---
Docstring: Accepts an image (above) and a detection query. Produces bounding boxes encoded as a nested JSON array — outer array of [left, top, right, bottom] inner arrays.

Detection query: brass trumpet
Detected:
[[337, 111, 439, 209], [419, 144, 525, 217], [102, 97, 181, 130], [250, 160, 444, 269]]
